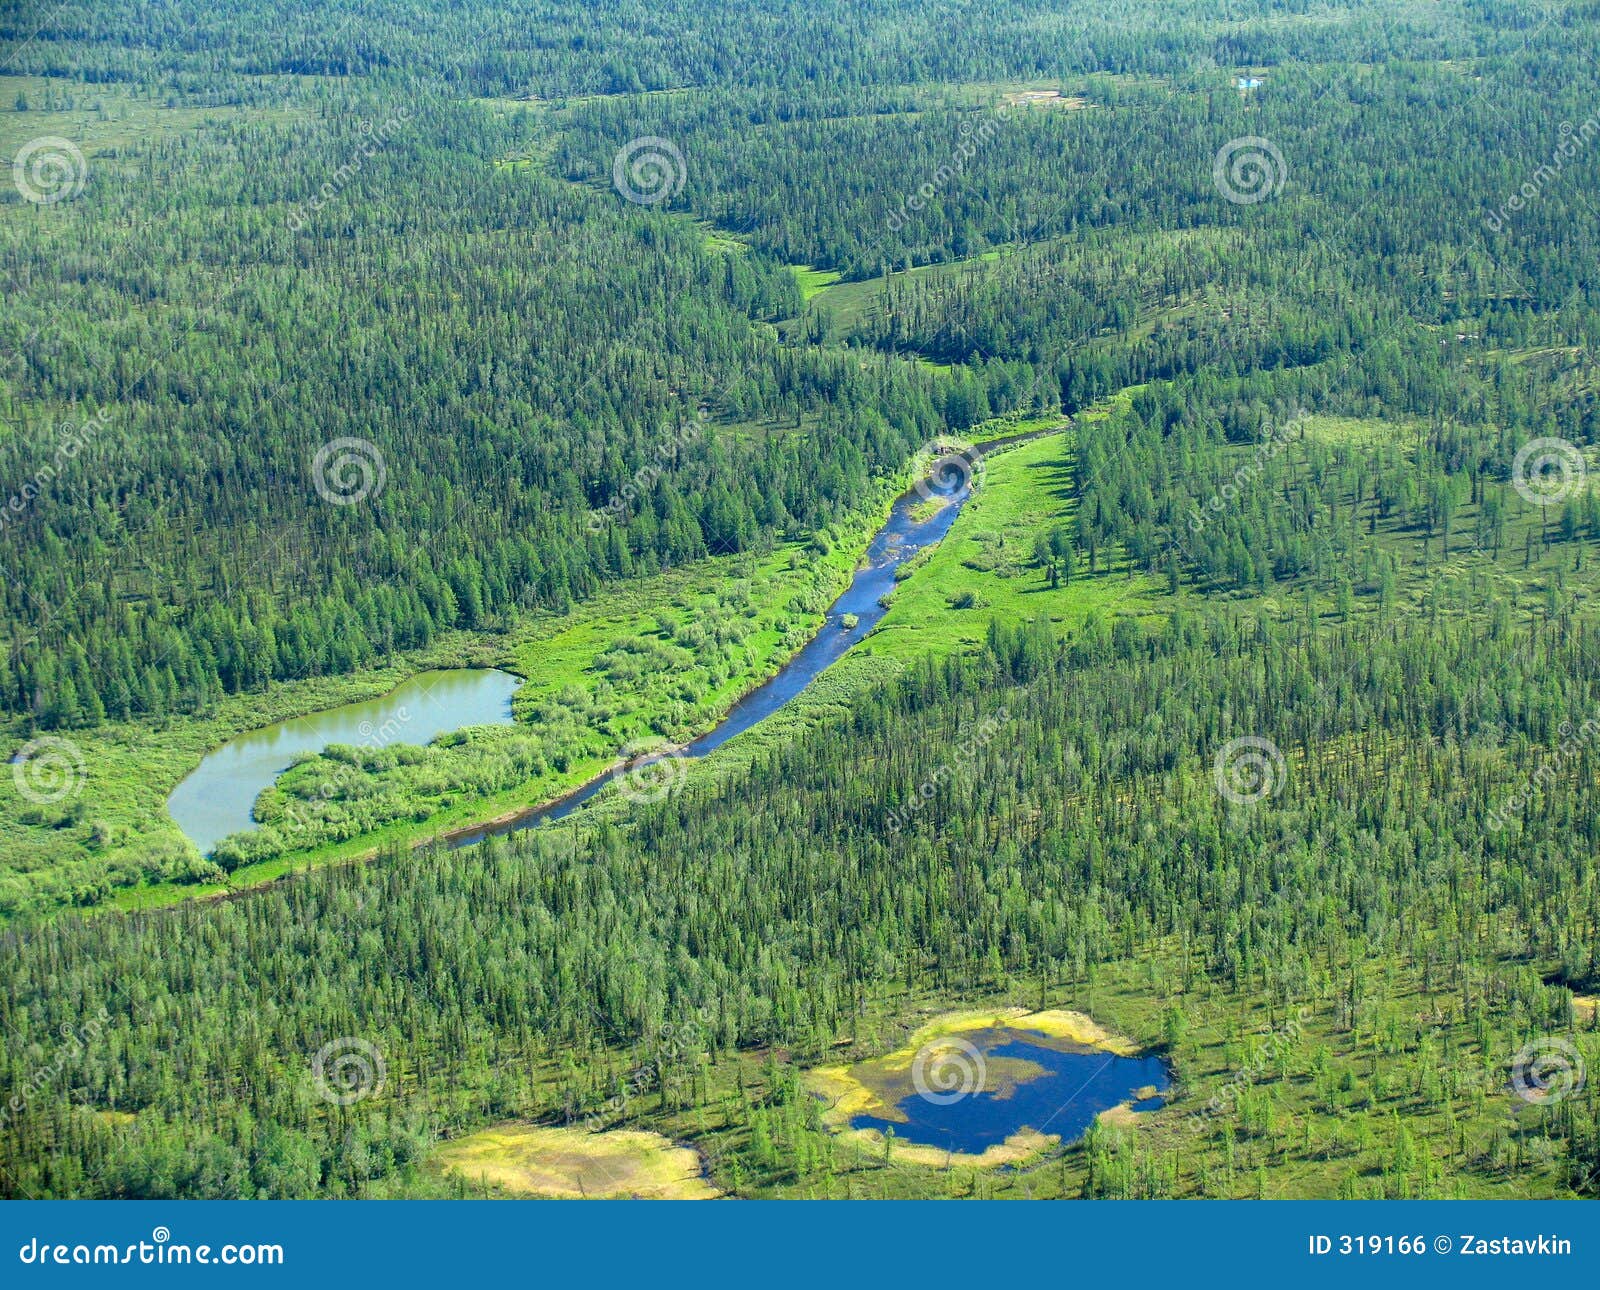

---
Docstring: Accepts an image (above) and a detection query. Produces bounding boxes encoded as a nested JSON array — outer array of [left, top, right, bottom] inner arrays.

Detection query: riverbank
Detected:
[[5, 414, 1085, 921], [1, 479, 894, 919]]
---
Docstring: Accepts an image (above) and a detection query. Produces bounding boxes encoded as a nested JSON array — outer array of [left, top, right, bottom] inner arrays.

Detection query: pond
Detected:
[[166, 668, 522, 856], [846, 1024, 1170, 1156], [169, 429, 1056, 857]]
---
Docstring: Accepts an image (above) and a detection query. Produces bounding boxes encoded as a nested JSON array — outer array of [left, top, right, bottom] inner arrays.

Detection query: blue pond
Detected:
[[848, 1028, 1170, 1156]]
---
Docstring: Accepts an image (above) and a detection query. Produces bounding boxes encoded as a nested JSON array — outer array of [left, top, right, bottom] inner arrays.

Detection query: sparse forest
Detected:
[[4, 0, 1600, 1200]]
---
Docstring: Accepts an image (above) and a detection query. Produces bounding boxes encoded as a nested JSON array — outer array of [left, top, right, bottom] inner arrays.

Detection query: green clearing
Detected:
[[788, 225, 1236, 349], [0, 75, 309, 165], [869, 428, 1166, 662], [790, 264, 843, 300]]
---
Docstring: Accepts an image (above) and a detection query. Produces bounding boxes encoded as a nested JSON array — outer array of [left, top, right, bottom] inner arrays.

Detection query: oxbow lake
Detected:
[[171, 429, 1053, 856], [167, 668, 521, 856]]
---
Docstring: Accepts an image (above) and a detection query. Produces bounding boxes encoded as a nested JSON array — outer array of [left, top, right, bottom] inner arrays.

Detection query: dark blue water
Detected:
[[445, 426, 1056, 848], [850, 1032, 1170, 1155], [446, 474, 974, 847]]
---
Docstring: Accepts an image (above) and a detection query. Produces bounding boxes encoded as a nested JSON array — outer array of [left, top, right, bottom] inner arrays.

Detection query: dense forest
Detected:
[[4, 601, 1599, 1197], [5, 0, 1600, 1199], [0, 96, 978, 729]]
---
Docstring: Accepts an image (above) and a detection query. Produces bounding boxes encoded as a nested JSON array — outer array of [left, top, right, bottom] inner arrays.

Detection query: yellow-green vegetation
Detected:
[[433, 1124, 720, 1199], [1000, 88, 1090, 109], [792, 225, 1235, 346], [790, 264, 843, 300], [0, 74, 308, 171], [806, 1007, 1146, 1168], [1300, 413, 1422, 447], [790, 254, 1006, 343], [701, 226, 747, 256]]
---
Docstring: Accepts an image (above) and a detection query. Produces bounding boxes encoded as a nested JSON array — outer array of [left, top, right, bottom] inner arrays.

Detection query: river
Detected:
[[167, 429, 1052, 856], [447, 430, 1047, 847]]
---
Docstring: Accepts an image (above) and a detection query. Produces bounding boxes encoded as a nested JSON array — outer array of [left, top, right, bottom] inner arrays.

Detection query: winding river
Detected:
[[447, 430, 1047, 847], [168, 430, 1050, 856]]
